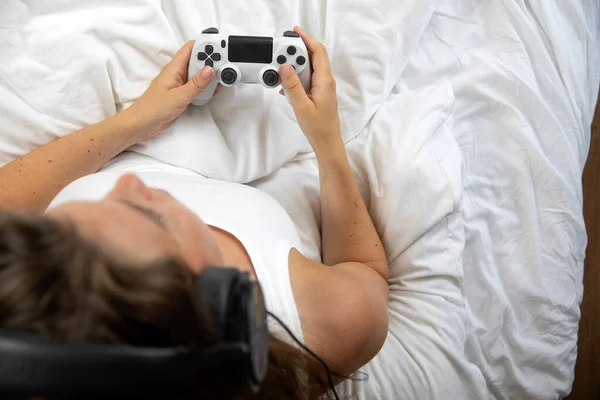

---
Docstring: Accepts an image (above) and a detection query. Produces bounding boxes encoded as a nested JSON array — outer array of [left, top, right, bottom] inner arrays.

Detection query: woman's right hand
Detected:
[[125, 41, 216, 143], [278, 27, 342, 153]]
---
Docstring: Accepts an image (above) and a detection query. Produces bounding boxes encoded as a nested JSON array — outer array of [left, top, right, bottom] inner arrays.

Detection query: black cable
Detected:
[[267, 311, 340, 400]]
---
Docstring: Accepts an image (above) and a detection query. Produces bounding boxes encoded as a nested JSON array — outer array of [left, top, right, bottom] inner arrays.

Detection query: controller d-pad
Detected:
[[200, 45, 221, 66]]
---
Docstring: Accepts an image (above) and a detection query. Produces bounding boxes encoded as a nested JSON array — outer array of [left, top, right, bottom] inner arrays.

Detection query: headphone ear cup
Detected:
[[227, 272, 265, 390], [247, 283, 269, 390], [197, 267, 269, 390], [197, 267, 240, 338]]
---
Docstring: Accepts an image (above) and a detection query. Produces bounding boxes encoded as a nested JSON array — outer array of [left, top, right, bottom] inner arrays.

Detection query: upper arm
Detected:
[[288, 249, 389, 376]]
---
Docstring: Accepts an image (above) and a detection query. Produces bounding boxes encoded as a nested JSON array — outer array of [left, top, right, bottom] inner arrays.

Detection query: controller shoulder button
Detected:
[[283, 30, 300, 38]]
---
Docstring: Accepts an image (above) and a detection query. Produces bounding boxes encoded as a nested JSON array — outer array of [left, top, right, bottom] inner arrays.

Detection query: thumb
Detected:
[[182, 66, 215, 100], [279, 64, 311, 111]]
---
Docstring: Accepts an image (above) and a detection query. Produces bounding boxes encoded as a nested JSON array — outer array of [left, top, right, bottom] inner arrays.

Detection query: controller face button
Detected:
[[198, 52, 208, 61], [277, 55, 287, 64], [211, 53, 221, 62], [263, 70, 279, 87], [205, 59, 214, 68], [296, 56, 306, 65], [287, 46, 297, 55], [205, 45, 214, 55], [202, 27, 219, 34], [221, 68, 238, 85], [283, 30, 300, 38]]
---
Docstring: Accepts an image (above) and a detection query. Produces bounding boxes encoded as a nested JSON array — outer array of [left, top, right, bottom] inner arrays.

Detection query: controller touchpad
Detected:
[[228, 36, 273, 64]]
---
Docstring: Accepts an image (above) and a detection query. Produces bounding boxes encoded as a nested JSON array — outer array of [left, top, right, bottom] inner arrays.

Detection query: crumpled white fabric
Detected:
[[0, 0, 435, 182], [395, 0, 599, 398]]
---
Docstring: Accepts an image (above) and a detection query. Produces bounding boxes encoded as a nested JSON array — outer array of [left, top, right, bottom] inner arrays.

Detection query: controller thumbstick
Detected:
[[262, 70, 279, 87], [221, 68, 238, 85]]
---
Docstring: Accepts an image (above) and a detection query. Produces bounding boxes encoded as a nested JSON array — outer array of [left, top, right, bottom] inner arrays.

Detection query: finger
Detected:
[[293, 26, 333, 84], [279, 64, 312, 110], [181, 66, 215, 100], [167, 40, 195, 70], [293, 26, 321, 54], [214, 84, 222, 96]]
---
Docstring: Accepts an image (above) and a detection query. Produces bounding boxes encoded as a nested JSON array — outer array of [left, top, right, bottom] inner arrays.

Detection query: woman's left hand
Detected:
[[126, 41, 215, 141]]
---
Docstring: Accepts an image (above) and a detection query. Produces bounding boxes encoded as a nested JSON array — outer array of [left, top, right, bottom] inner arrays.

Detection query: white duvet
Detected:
[[1, 0, 599, 399]]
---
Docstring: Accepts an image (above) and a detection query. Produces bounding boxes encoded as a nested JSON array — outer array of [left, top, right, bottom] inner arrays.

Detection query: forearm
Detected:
[[0, 110, 144, 212], [316, 136, 388, 280]]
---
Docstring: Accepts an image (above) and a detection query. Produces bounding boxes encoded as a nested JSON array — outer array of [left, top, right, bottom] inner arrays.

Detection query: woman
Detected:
[[0, 27, 389, 399]]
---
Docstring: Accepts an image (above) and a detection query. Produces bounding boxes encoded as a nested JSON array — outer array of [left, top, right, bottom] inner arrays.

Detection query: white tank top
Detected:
[[47, 153, 304, 342]]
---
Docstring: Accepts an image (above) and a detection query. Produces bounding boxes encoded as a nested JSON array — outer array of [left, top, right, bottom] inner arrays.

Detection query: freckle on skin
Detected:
[[90, 138, 94, 142], [48, 160, 52, 163], [87, 150, 90, 153], [98, 153, 102, 156]]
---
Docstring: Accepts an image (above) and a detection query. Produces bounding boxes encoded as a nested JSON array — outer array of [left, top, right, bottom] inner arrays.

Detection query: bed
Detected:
[[1, 0, 599, 398]]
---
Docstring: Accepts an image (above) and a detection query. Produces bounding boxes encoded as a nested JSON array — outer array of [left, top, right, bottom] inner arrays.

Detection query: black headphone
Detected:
[[0, 267, 269, 399]]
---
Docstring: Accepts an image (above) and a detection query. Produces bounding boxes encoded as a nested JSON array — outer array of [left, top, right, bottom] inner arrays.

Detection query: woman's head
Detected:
[[47, 173, 224, 273], [0, 205, 331, 399]]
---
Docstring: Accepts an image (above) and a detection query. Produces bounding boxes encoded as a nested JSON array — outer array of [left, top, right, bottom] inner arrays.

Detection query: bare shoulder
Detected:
[[288, 248, 389, 376]]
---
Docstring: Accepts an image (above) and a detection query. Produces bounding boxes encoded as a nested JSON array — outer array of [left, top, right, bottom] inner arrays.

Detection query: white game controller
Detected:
[[187, 27, 312, 106]]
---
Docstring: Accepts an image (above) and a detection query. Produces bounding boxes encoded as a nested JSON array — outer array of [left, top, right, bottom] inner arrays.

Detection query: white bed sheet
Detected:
[[0, 0, 599, 399], [395, 0, 599, 398]]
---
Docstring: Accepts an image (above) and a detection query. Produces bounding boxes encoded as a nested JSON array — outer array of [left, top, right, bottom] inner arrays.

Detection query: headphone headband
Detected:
[[0, 331, 249, 398], [0, 267, 268, 398]]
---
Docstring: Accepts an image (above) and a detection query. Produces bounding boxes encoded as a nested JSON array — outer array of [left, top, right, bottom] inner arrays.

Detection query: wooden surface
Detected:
[[569, 92, 600, 400]]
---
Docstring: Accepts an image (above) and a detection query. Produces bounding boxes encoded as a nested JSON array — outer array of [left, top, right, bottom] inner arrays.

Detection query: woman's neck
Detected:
[[208, 225, 257, 279]]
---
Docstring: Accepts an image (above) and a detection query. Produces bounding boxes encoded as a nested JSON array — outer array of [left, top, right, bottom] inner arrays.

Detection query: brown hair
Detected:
[[0, 210, 333, 399]]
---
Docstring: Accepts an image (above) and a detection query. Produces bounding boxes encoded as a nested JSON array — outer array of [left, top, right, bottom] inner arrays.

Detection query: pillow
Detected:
[[253, 82, 488, 399]]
